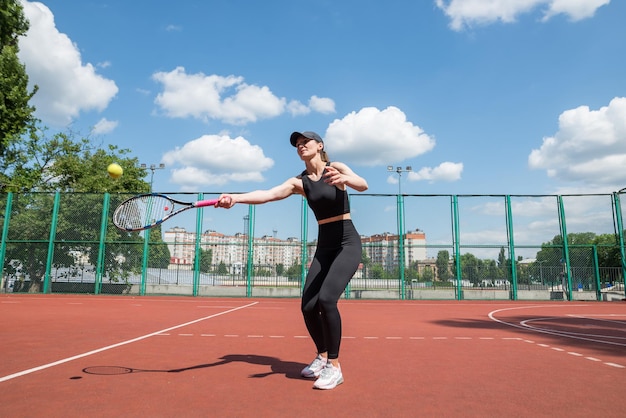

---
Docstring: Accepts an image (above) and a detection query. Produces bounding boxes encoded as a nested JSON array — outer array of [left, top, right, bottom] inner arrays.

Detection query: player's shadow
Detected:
[[82, 354, 307, 380]]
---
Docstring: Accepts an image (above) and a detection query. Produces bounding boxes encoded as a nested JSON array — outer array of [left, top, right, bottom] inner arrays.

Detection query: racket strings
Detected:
[[114, 195, 175, 230]]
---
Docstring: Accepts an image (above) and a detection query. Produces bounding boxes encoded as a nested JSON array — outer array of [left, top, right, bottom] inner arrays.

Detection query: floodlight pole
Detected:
[[141, 163, 165, 192], [388, 166, 412, 196]]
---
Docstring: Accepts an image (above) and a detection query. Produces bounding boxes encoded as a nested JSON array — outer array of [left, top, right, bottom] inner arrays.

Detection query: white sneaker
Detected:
[[313, 362, 343, 390], [301, 355, 327, 378]]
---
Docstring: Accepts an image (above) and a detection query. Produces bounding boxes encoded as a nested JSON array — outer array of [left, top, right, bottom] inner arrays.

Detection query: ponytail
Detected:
[[320, 150, 330, 163]]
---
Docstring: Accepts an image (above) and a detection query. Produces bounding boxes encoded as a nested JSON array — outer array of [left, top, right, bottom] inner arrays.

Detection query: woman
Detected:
[[216, 131, 368, 390]]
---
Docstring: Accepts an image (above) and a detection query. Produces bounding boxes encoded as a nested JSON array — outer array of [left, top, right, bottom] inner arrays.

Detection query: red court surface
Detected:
[[1, 295, 625, 417]]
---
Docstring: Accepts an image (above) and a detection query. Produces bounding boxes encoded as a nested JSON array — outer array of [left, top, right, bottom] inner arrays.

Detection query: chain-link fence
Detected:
[[1, 191, 625, 300]]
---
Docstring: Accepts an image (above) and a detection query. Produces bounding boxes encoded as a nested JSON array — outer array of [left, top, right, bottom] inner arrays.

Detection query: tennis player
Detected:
[[216, 131, 368, 390]]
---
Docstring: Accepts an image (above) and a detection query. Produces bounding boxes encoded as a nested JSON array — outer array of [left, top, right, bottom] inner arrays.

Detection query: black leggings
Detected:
[[301, 220, 361, 360]]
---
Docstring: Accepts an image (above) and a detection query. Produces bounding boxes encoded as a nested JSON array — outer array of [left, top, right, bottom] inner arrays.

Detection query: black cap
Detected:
[[290, 131, 324, 147]]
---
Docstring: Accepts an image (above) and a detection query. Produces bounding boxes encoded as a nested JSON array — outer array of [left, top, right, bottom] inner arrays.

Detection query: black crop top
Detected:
[[300, 166, 351, 221]]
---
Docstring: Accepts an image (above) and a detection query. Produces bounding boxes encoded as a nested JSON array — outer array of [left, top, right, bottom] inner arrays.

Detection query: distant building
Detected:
[[361, 229, 427, 270], [163, 228, 303, 272], [163, 227, 430, 273]]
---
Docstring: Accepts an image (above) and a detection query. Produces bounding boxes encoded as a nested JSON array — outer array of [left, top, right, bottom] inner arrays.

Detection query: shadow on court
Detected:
[[433, 316, 626, 357], [82, 354, 307, 379]]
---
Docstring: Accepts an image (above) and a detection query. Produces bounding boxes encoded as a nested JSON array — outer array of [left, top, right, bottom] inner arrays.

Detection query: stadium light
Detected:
[[387, 166, 412, 195], [141, 163, 165, 191]]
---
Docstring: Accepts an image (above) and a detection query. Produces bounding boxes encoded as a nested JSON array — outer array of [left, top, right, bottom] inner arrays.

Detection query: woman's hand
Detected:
[[216, 194, 235, 209], [323, 165, 347, 187], [324, 162, 368, 192]]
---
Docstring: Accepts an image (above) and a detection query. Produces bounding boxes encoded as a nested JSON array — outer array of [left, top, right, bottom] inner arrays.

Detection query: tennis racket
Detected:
[[113, 193, 219, 232]]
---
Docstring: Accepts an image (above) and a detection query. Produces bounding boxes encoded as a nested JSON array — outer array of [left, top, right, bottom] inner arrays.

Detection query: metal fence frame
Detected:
[[1, 191, 625, 300]]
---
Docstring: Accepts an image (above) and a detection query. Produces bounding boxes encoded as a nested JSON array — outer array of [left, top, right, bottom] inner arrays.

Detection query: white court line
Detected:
[[488, 305, 626, 347], [488, 304, 626, 369], [0, 301, 258, 383], [520, 317, 626, 341]]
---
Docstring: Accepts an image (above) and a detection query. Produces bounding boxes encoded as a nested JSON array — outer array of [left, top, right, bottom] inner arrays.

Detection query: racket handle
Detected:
[[195, 199, 219, 208]]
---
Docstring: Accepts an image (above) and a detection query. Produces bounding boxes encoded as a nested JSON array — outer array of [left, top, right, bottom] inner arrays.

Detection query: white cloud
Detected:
[[528, 97, 626, 189], [153, 67, 335, 124], [92, 118, 118, 135], [435, 0, 610, 31], [18, 1, 118, 126], [286, 96, 335, 116], [161, 134, 274, 190], [408, 162, 464, 182], [153, 67, 285, 125], [324, 106, 436, 166], [541, 0, 611, 21], [309, 96, 335, 114], [287, 100, 310, 116]]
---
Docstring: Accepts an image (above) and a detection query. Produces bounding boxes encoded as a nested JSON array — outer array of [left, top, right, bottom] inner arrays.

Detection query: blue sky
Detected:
[[15, 0, 626, 248]]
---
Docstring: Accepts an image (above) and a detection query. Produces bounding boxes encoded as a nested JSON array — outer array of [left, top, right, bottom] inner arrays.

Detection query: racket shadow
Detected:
[[82, 354, 308, 380]]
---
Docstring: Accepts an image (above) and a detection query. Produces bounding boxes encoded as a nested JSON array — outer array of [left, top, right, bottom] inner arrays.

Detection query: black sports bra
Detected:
[[300, 165, 350, 221]]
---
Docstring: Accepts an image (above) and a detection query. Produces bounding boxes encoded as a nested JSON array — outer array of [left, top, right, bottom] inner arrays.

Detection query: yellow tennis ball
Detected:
[[107, 163, 123, 179]]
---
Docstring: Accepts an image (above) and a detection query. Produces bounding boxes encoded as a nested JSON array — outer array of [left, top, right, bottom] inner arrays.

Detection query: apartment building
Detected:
[[163, 227, 429, 272]]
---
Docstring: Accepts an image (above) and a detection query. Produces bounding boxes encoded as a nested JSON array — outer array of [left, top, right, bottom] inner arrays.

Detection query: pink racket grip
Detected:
[[194, 199, 219, 208]]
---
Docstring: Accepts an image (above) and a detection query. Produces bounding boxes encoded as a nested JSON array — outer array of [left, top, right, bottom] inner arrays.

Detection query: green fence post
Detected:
[[246, 205, 255, 297], [94, 193, 110, 295], [592, 245, 601, 301], [612, 192, 626, 298], [505, 195, 518, 300], [397, 193, 406, 300], [451, 195, 462, 300], [43, 192, 61, 294], [0, 193, 13, 290], [300, 197, 308, 294], [193, 193, 204, 297], [140, 228, 150, 296], [557, 195, 572, 301]]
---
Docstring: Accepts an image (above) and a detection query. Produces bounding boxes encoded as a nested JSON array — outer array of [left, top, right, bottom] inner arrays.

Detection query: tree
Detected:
[[149, 225, 171, 269], [436, 250, 451, 281], [483, 258, 502, 286], [404, 261, 419, 283], [275, 263, 284, 276], [534, 231, 625, 285], [198, 247, 212, 273], [495, 247, 510, 283], [0, 0, 37, 160], [285, 263, 302, 281], [460, 253, 480, 286], [255, 267, 271, 277], [536, 232, 599, 268], [2, 125, 148, 193], [361, 249, 371, 279], [217, 261, 228, 275], [2, 127, 151, 292], [369, 264, 386, 279], [593, 233, 624, 280], [421, 265, 434, 282]]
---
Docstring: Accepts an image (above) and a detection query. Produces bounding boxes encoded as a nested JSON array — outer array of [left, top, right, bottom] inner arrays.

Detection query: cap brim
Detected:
[[290, 132, 303, 147]]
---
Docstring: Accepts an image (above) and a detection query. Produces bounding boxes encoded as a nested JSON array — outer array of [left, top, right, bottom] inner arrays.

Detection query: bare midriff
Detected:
[[317, 213, 351, 225]]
